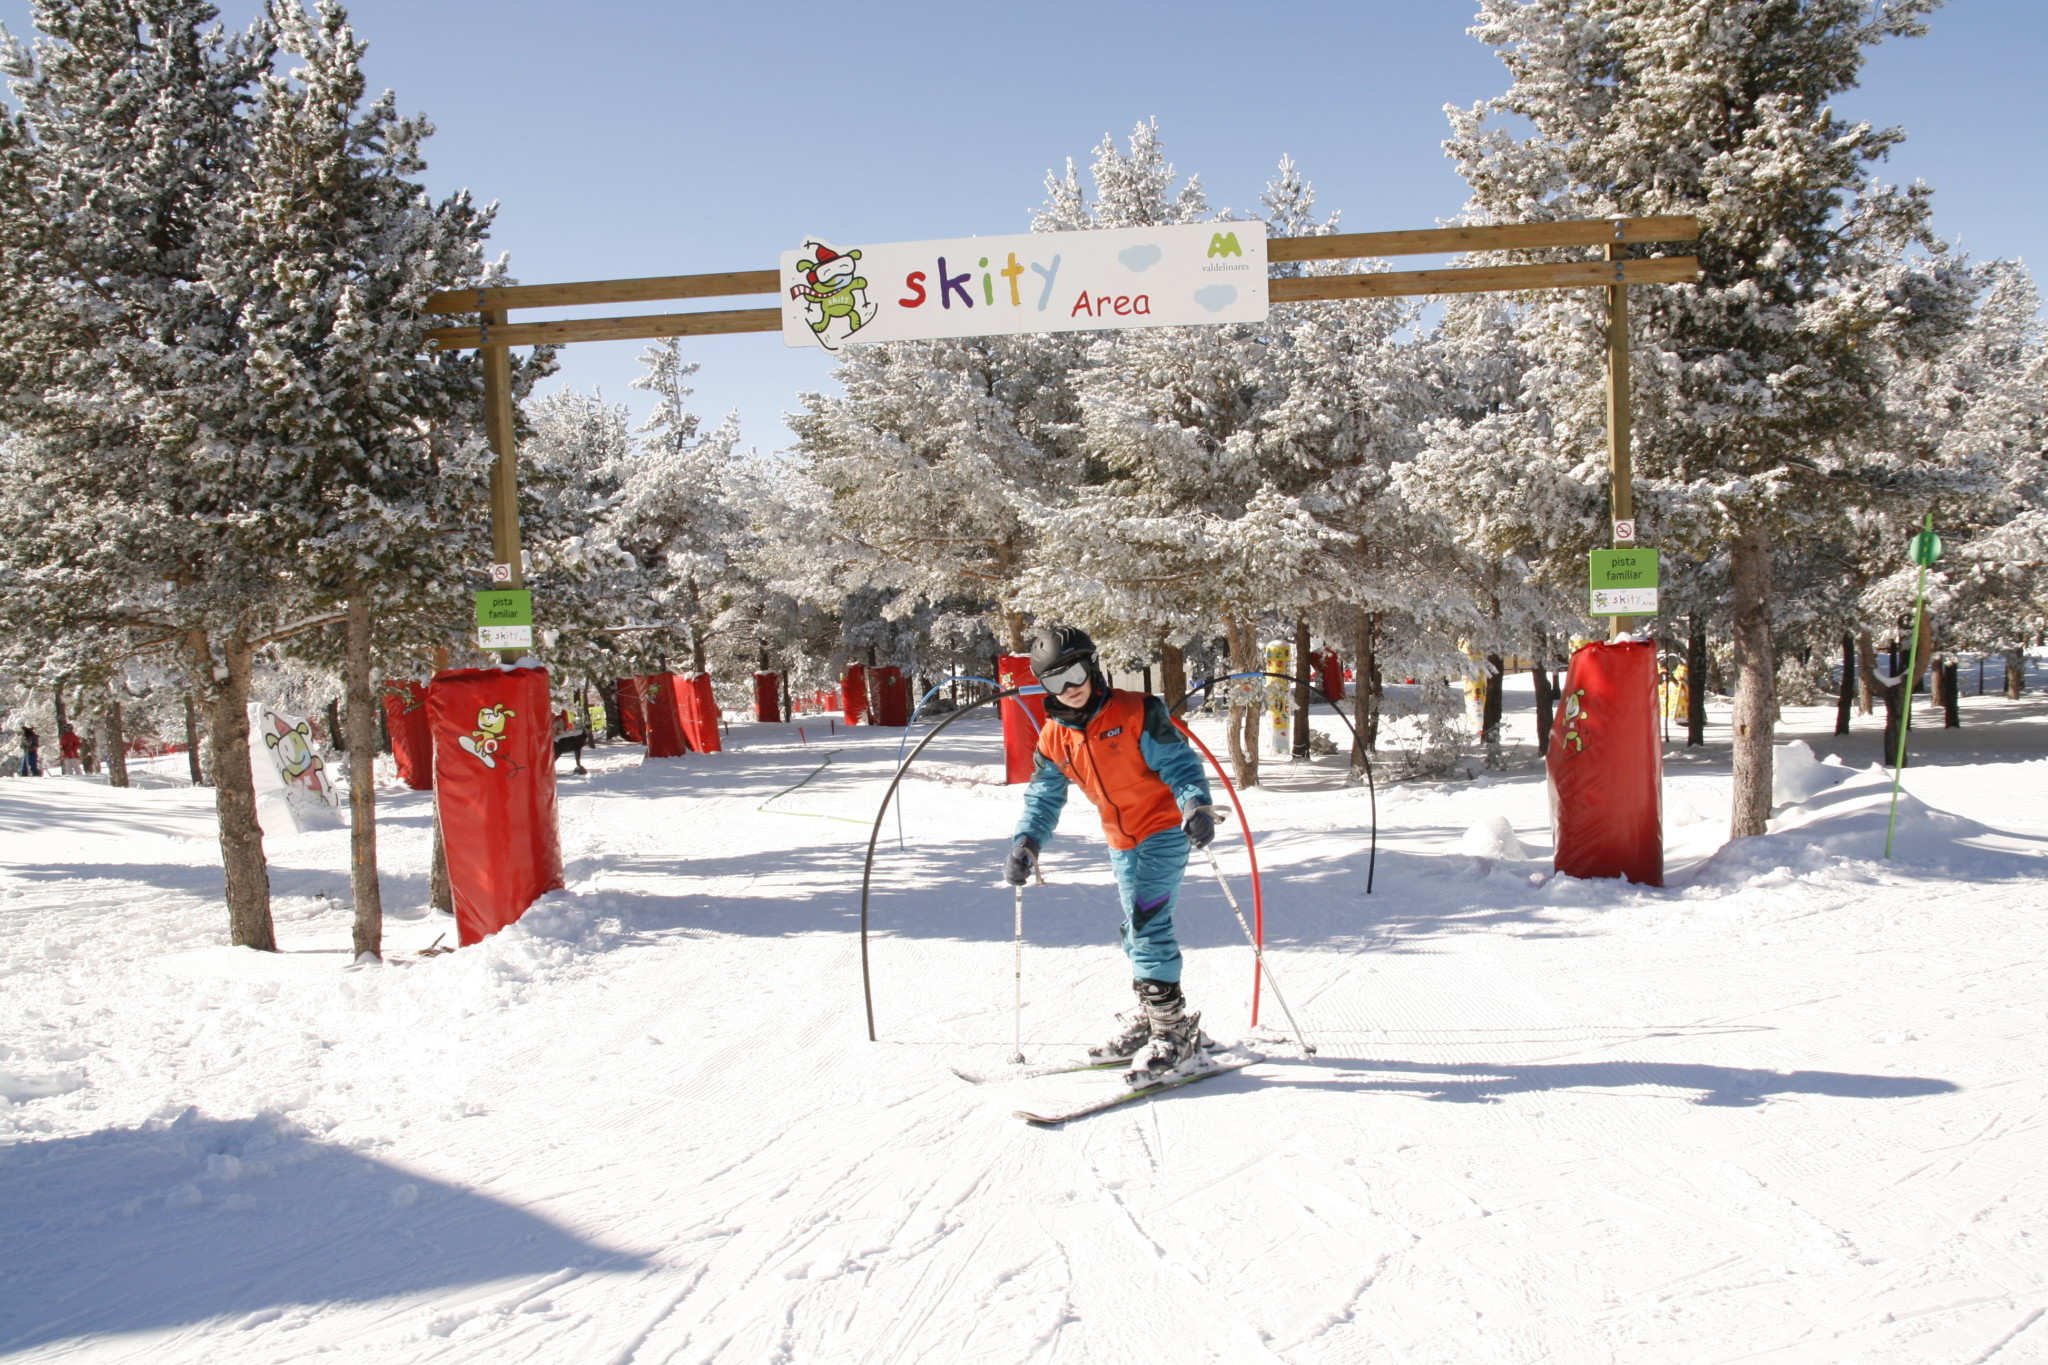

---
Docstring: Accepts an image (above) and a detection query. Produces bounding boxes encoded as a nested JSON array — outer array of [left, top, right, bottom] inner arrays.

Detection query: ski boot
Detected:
[[1087, 1007, 1151, 1063], [1124, 979, 1207, 1086]]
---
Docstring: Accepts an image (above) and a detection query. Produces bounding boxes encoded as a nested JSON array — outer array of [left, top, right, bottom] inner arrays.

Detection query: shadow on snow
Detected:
[[0, 1110, 640, 1355]]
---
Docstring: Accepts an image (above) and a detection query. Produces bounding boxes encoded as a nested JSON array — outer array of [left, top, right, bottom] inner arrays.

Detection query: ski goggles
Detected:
[[1036, 657, 1093, 693]]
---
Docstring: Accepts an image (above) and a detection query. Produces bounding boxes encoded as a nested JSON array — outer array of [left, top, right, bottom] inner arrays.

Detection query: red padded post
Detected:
[[427, 666, 566, 945], [380, 679, 433, 791], [1547, 640, 1663, 886]]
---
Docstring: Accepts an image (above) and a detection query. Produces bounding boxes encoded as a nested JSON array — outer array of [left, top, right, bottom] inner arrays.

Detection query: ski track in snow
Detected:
[[1, 680, 2046, 1362]]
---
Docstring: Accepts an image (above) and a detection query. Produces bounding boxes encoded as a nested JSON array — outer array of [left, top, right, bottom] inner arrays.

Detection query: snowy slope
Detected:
[[1, 688, 2045, 1363]]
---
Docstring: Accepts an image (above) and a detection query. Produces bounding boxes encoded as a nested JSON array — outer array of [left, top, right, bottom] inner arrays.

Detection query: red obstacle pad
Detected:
[[638, 674, 689, 757], [427, 666, 566, 945], [869, 665, 910, 726], [997, 654, 1046, 785], [1547, 640, 1663, 886], [841, 665, 869, 726], [614, 677, 648, 744], [677, 673, 721, 753], [1314, 649, 1343, 704], [381, 679, 433, 790], [752, 671, 779, 723]]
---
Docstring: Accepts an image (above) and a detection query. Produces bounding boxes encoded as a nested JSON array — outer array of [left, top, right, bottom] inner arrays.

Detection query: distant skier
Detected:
[[58, 724, 81, 775], [1005, 626, 1216, 1084], [18, 724, 40, 777]]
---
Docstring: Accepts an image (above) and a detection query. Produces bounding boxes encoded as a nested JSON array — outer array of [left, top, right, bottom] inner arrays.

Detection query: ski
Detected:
[[951, 1038, 1230, 1086], [1013, 1056, 1258, 1127], [951, 1057, 1128, 1085]]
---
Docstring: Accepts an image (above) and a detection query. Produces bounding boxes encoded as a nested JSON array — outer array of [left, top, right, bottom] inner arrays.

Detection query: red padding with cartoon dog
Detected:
[[677, 673, 721, 754], [840, 665, 869, 726], [752, 671, 779, 723], [428, 666, 565, 945], [997, 654, 1046, 785], [1547, 640, 1663, 886], [380, 679, 433, 791], [869, 665, 909, 726]]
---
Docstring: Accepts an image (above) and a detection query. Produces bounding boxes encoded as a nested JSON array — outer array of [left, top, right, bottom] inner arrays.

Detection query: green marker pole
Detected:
[[1884, 512, 1941, 858]]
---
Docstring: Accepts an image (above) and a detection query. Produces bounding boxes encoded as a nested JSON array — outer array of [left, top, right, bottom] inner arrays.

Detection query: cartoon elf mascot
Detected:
[[789, 240, 876, 351]]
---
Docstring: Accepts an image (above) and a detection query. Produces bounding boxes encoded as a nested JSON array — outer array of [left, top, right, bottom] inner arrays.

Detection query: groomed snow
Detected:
[[2, 679, 2045, 1363]]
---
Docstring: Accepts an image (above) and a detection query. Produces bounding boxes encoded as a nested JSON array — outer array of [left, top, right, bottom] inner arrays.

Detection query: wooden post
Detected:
[[1605, 238, 1634, 640], [480, 309, 526, 661]]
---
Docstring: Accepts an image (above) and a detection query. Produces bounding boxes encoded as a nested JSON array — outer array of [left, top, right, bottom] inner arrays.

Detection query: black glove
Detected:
[[1183, 807, 1215, 849], [1004, 836, 1040, 885]]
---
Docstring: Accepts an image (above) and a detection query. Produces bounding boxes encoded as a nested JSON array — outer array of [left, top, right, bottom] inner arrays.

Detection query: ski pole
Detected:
[[1010, 861, 1043, 1064], [1195, 807, 1316, 1058]]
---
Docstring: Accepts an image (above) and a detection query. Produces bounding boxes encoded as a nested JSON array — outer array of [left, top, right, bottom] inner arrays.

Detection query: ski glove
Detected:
[[1183, 807, 1216, 849], [1004, 835, 1041, 886]]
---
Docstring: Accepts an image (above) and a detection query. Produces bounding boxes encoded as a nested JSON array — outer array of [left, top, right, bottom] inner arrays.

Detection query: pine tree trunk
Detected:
[[184, 694, 204, 784], [1880, 677, 1905, 768], [1001, 608, 1027, 655], [1942, 661, 1960, 728], [1729, 526, 1776, 838], [597, 678, 623, 739], [52, 686, 68, 743], [1223, 616, 1258, 789], [1482, 653, 1504, 752], [104, 698, 129, 788], [1834, 633, 1855, 736], [2006, 647, 2026, 700], [430, 803, 453, 916], [1160, 641, 1186, 712], [1532, 651, 1556, 757], [687, 576, 708, 673], [1291, 618, 1311, 760], [1686, 614, 1707, 746], [345, 592, 383, 961], [198, 630, 275, 950], [1856, 630, 1879, 715], [1349, 610, 1371, 773]]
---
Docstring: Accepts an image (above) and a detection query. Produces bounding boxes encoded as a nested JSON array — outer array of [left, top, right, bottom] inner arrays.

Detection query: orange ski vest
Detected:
[[1036, 689, 1184, 850]]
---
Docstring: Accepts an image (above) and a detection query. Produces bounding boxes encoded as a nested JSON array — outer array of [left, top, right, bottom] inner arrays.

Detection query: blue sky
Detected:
[[3, 1, 2042, 450]]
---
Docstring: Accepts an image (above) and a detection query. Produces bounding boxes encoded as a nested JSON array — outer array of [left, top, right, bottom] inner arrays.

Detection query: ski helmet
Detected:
[[1029, 625, 1096, 677]]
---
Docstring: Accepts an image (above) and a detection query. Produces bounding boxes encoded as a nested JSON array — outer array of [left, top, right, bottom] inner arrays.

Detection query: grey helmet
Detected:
[[1029, 624, 1097, 677]]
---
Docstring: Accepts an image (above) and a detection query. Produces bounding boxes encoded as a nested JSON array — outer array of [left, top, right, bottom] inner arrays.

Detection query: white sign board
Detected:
[[781, 222, 1269, 351], [1590, 586, 1660, 615], [478, 624, 534, 650], [247, 702, 343, 835]]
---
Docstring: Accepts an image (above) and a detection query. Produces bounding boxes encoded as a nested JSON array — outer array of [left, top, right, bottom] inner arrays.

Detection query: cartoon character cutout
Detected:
[[1560, 688, 1588, 752], [789, 239, 876, 351], [263, 712, 328, 790], [459, 704, 515, 769]]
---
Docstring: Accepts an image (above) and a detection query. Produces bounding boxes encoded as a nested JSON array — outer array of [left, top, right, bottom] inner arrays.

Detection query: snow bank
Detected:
[[1772, 738, 1852, 805], [1460, 811, 1531, 860], [1695, 765, 2045, 886]]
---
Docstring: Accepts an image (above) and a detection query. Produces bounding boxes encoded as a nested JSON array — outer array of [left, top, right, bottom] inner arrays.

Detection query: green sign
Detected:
[[1589, 548, 1660, 616], [475, 589, 533, 628], [1910, 529, 1942, 566]]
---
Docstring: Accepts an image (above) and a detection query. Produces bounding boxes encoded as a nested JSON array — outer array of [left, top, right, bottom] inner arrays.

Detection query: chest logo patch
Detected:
[[1100, 726, 1124, 739]]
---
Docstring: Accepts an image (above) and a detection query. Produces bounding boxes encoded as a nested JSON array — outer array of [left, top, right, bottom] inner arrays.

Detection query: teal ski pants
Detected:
[[1109, 826, 1190, 983]]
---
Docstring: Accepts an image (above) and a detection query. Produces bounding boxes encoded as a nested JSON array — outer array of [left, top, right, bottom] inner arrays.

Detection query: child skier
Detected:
[[1004, 626, 1217, 1084]]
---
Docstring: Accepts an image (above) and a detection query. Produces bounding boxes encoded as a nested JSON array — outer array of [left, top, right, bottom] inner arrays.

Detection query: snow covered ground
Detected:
[[2, 675, 2045, 1363]]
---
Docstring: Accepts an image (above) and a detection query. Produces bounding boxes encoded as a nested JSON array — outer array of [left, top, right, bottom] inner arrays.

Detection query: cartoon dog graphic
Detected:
[[458, 704, 515, 769], [1559, 688, 1588, 752], [263, 713, 328, 789], [789, 240, 876, 351]]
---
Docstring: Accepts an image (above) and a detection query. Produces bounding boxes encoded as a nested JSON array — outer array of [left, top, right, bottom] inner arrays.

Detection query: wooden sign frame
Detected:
[[430, 215, 1699, 642]]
